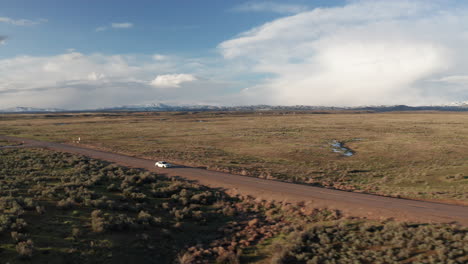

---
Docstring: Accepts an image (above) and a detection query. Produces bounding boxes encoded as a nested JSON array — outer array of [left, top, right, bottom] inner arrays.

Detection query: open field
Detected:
[[0, 111, 467, 203], [1, 148, 466, 263], [3, 135, 467, 224], [0, 140, 22, 147]]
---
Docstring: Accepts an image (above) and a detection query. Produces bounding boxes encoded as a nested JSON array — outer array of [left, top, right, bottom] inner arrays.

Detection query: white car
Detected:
[[155, 161, 172, 168]]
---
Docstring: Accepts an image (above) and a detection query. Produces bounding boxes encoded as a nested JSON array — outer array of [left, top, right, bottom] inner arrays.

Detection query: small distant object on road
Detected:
[[155, 161, 172, 168]]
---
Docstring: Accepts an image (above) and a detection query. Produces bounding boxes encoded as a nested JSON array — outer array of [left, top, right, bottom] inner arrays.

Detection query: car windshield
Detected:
[[161, 161, 167, 164]]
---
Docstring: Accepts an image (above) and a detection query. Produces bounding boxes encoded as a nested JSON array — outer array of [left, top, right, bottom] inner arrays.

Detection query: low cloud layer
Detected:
[[220, 0, 468, 106], [0, 52, 228, 109]]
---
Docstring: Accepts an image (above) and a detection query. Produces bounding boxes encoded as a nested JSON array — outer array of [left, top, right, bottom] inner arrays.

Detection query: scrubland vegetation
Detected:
[[269, 221, 467, 264], [0, 140, 21, 147], [0, 111, 467, 203], [0, 147, 466, 263], [0, 147, 338, 263]]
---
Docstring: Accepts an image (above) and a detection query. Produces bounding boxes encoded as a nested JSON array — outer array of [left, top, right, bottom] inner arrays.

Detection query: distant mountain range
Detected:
[[1, 102, 468, 113], [0, 107, 65, 113]]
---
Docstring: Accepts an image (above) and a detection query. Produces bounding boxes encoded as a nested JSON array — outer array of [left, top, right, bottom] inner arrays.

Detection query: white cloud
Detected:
[[220, 0, 468, 106], [152, 54, 168, 61], [150, 74, 197, 88], [95, 22, 133, 32], [0, 52, 229, 109], [95, 26, 107, 32], [4, 0, 468, 109], [87, 72, 106, 81], [111, 22, 133, 29], [0, 17, 46, 26], [233, 1, 308, 14]]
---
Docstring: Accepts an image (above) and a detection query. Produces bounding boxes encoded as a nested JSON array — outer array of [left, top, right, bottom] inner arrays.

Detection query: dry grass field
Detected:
[[0, 140, 21, 147], [0, 111, 467, 203]]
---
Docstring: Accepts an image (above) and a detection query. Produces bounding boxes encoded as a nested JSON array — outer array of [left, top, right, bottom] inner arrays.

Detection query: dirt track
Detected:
[[1, 135, 467, 225]]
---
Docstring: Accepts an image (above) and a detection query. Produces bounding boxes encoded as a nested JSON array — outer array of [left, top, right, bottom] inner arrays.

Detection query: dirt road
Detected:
[[1, 135, 467, 225]]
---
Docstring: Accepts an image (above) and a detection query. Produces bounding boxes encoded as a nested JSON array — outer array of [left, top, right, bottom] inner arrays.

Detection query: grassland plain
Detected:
[[0, 148, 466, 263], [0, 111, 467, 203], [0, 140, 22, 147]]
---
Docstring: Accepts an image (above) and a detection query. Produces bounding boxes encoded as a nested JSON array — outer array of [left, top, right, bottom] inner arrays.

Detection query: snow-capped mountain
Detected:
[[443, 101, 468, 107]]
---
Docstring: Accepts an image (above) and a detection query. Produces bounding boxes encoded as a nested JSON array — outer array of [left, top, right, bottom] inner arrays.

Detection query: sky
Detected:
[[1, 0, 468, 109]]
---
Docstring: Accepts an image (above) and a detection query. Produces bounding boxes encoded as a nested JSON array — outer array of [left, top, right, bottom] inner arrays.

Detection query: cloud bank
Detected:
[[220, 0, 468, 106], [0, 52, 228, 109]]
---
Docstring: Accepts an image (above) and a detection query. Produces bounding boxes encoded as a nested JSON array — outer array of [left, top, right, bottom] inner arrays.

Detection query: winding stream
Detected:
[[330, 140, 354, 156]]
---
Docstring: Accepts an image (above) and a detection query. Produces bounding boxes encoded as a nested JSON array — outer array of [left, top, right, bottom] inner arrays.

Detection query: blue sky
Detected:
[[0, 0, 342, 58], [1, 0, 468, 109]]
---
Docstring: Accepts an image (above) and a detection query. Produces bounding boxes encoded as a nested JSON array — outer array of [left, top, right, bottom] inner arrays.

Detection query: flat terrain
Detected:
[[1, 147, 466, 263], [1, 135, 467, 226], [0, 111, 467, 203]]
